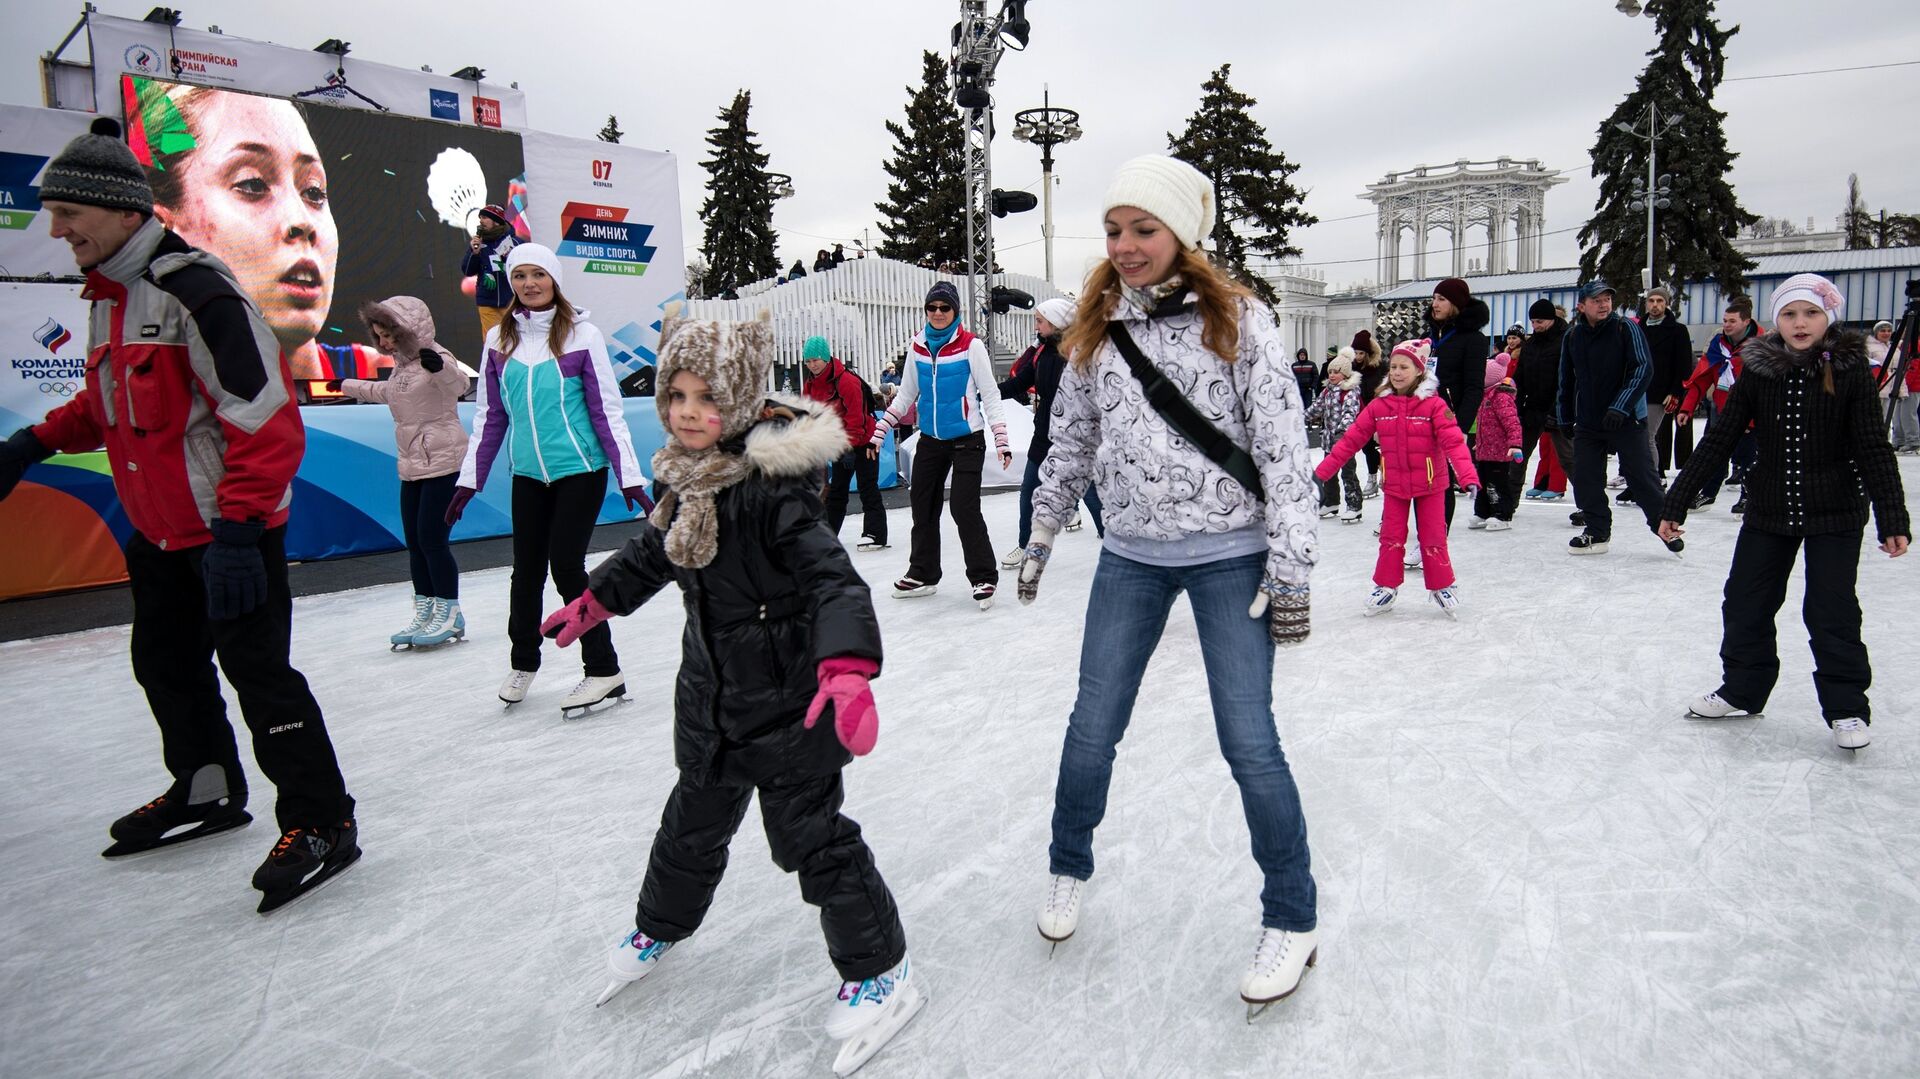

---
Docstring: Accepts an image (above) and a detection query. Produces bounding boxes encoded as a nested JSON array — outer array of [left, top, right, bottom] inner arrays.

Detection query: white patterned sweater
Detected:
[[1030, 291, 1320, 586]]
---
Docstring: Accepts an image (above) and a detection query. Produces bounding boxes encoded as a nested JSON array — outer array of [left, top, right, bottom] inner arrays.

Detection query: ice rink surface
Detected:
[[3, 459, 1917, 1079]]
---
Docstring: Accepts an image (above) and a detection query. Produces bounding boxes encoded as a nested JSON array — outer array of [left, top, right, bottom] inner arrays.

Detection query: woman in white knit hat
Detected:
[[1018, 154, 1323, 1014], [996, 296, 1105, 566]]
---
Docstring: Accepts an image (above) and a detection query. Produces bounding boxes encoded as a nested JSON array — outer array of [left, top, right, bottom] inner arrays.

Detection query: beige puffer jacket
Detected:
[[341, 296, 472, 481]]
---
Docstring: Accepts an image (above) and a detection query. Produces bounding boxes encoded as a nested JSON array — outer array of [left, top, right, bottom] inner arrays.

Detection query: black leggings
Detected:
[[400, 473, 459, 599], [508, 469, 618, 676]]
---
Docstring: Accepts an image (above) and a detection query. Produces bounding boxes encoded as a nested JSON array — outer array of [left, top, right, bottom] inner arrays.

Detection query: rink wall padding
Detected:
[[0, 401, 904, 600]]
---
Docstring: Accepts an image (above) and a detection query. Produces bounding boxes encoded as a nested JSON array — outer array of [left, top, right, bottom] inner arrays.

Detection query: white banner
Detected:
[[86, 13, 528, 129], [520, 131, 684, 380], [0, 104, 93, 280], [0, 281, 91, 435]]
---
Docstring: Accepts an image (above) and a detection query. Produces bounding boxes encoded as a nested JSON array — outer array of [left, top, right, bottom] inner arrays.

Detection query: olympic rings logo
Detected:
[[39, 381, 79, 397]]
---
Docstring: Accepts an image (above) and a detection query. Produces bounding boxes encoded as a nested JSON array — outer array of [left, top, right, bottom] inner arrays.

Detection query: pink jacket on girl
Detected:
[[1473, 377, 1523, 463], [341, 296, 472, 482], [1315, 377, 1479, 498]]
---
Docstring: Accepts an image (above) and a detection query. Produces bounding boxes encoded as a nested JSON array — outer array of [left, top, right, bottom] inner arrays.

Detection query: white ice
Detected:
[[4, 460, 1919, 1078]]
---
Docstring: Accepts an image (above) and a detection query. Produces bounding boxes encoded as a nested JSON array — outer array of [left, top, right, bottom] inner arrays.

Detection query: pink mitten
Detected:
[[805, 656, 880, 756], [540, 590, 614, 647]]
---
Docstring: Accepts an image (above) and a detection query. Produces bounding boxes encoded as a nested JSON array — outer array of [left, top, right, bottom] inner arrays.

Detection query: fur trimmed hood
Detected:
[[741, 392, 852, 477], [359, 296, 442, 366], [1740, 329, 1867, 379]]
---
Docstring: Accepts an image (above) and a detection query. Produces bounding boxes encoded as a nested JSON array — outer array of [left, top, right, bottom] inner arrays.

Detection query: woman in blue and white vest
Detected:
[[449, 244, 648, 713], [868, 281, 1012, 609]]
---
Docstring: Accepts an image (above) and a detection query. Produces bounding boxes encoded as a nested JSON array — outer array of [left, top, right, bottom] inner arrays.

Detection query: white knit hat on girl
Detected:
[[1035, 296, 1076, 329], [505, 243, 565, 289], [1102, 155, 1216, 250], [1769, 272, 1845, 326]]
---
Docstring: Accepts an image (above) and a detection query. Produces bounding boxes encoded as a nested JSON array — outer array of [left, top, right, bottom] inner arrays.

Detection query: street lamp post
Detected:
[[1012, 88, 1082, 286], [1614, 102, 1678, 295]]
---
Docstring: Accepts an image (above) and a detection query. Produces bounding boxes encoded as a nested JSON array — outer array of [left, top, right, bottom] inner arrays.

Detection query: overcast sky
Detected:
[[8, 0, 1916, 292]]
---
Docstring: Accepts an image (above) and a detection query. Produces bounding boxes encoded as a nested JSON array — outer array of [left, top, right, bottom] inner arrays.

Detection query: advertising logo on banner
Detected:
[[522, 131, 684, 381], [86, 13, 528, 128], [0, 103, 94, 277], [429, 90, 461, 121], [1, 282, 91, 434], [472, 97, 502, 129]]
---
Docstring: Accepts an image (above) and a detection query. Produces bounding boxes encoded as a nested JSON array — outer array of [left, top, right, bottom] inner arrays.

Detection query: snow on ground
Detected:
[[3, 460, 1919, 1079]]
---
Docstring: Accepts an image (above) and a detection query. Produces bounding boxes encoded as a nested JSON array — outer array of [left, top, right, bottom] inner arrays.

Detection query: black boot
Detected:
[[254, 819, 361, 913]]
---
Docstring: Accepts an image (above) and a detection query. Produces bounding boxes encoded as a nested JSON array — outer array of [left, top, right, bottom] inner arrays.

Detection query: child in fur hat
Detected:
[[1659, 274, 1909, 752], [1315, 340, 1480, 617], [1306, 348, 1366, 522], [537, 307, 920, 1050]]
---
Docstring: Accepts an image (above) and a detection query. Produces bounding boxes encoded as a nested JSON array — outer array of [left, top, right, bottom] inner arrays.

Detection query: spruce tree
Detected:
[[1167, 64, 1316, 307], [873, 51, 968, 267], [697, 90, 780, 296], [597, 115, 623, 144], [1578, 0, 1756, 310]]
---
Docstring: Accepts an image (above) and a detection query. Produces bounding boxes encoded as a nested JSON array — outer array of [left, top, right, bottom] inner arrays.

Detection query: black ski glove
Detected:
[[1603, 408, 1629, 431], [202, 518, 268, 620], [418, 348, 444, 374], [0, 427, 54, 501]]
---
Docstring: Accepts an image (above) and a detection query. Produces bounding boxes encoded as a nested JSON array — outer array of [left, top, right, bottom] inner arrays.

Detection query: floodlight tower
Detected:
[[950, 0, 1034, 356]]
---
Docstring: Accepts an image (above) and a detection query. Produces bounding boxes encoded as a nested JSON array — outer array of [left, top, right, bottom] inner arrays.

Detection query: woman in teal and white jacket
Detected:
[[448, 244, 648, 714]]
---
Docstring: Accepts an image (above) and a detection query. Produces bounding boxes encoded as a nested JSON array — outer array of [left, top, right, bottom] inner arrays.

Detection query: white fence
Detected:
[[684, 258, 1068, 386]]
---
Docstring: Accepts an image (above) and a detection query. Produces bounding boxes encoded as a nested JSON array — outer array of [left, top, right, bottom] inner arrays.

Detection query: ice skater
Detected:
[[1305, 349, 1366, 523], [1468, 353, 1524, 530], [866, 281, 1013, 608], [540, 308, 919, 1073], [0, 119, 358, 913], [1316, 340, 1481, 617], [1659, 274, 1910, 751], [1016, 154, 1323, 1015], [444, 244, 649, 716], [331, 297, 472, 651]]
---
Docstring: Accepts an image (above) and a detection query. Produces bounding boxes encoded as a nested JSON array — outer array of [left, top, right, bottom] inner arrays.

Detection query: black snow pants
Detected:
[[635, 769, 907, 982], [1716, 526, 1873, 723], [125, 528, 355, 831], [906, 430, 996, 587]]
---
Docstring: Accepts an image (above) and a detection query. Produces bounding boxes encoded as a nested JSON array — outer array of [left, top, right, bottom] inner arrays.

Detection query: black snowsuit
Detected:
[[584, 398, 906, 981], [1425, 297, 1491, 524]]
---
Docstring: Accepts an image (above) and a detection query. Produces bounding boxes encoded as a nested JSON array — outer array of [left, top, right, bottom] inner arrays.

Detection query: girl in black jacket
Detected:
[[1659, 274, 1910, 752], [1425, 278, 1490, 526], [539, 309, 922, 1063]]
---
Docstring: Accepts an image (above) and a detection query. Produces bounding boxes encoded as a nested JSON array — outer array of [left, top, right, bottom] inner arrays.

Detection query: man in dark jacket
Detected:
[[1638, 285, 1694, 477], [461, 204, 518, 342], [1516, 298, 1573, 491], [0, 119, 358, 911], [1426, 277, 1491, 527], [1291, 349, 1320, 405], [802, 335, 886, 550], [997, 298, 1103, 562], [1557, 280, 1674, 554]]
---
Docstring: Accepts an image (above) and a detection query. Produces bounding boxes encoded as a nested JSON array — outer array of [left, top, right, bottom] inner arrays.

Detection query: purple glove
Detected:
[[445, 486, 476, 526], [540, 590, 614, 648], [805, 656, 880, 756], [622, 485, 654, 514]]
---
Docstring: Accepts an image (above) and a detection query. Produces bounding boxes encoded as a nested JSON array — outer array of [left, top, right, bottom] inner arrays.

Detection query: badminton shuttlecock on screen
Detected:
[[427, 147, 489, 232]]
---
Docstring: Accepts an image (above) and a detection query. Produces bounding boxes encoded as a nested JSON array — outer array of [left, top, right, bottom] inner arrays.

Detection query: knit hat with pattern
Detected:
[[39, 118, 153, 214]]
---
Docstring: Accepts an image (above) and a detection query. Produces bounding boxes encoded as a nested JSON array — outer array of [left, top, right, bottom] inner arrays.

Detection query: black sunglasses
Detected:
[[925, 303, 954, 313]]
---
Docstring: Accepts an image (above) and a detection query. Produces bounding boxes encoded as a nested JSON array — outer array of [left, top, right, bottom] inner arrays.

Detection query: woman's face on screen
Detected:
[[156, 93, 338, 354]]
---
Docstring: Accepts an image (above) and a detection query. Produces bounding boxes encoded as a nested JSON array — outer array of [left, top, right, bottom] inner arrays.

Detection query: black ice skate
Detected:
[[254, 819, 360, 915], [101, 792, 252, 859]]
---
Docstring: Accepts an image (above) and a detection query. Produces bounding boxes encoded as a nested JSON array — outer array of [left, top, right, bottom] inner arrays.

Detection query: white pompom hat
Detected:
[[1101, 154, 1216, 250]]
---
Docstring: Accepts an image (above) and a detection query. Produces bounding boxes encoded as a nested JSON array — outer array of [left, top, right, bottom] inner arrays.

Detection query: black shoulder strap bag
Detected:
[[1105, 321, 1265, 502]]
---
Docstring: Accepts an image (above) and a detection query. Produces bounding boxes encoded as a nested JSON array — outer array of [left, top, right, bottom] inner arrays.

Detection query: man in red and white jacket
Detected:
[[0, 119, 357, 909], [802, 334, 887, 549]]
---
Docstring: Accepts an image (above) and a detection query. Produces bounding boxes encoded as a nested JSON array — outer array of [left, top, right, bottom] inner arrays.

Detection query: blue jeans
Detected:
[[1019, 443, 1104, 547], [1048, 550, 1317, 931]]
